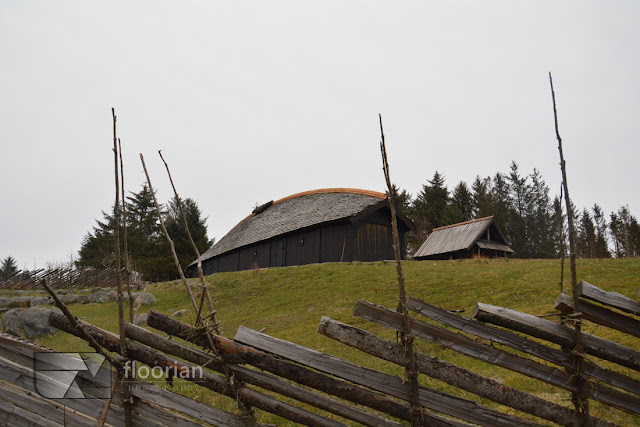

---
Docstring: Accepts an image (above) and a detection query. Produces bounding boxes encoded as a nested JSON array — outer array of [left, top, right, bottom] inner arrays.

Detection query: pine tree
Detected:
[[507, 162, 531, 258], [592, 204, 611, 258], [576, 208, 596, 258], [77, 185, 212, 282], [471, 176, 493, 219], [165, 196, 214, 270], [448, 181, 474, 224], [1, 256, 19, 279], [551, 196, 566, 258], [528, 169, 555, 258]]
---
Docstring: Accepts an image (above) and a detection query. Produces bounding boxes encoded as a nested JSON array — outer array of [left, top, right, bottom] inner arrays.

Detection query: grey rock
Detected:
[[23, 307, 56, 338], [172, 309, 188, 318], [30, 297, 52, 307], [134, 293, 155, 306], [1, 308, 27, 337], [0, 297, 34, 308], [77, 295, 91, 304], [88, 290, 114, 304], [134, 313, 148, 326], [1, 307, 57, 338], [59, 294, 79, 305]]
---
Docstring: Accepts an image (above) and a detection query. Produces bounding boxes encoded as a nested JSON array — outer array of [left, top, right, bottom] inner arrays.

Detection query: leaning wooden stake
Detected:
[[112, 108, 133, 427], [140, 153, 255, 424], [158, 150, 220, 334], [549, 74, 590, 426], [139, 153, 200, 317], [378, 114, 422, 426]]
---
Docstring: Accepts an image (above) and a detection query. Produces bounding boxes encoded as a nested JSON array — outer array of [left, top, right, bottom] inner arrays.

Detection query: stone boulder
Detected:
[[88, 290, 114, 304], [134, 313, 148, 326], [134, 293, 155, 306], [30, 297, 52, 307], [0, 296, 34, 309], [1, 307, 57, 339]]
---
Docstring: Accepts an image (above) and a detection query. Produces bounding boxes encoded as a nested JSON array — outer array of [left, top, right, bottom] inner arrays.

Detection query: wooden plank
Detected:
[[556, 292, 640, 338], [234, 326, 539, 427], [578, 281, 640, 316], [110, 390, 204, 427], [0, 355, 163, 427], [126, 381, 245, 427], [50, 312, 345, 427], [355, 299, 640, 417], [129, 320, 404, 427], [318, 316, 585, 427], [473, 302, 640, 371], [0, 397, 60, 427], [0, 379, 97, 427], [408, 297, 640, 397], [0, 334, 241, 427]]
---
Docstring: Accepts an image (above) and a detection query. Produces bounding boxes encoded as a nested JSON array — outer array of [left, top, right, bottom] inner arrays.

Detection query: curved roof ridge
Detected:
[[431, 216, 494, 232], [273, 188, 387, 205], [229, 188, 386, 233]]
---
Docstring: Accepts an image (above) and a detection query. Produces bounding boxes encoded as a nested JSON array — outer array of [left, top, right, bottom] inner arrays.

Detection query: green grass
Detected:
[[30, 258, 640, 425]]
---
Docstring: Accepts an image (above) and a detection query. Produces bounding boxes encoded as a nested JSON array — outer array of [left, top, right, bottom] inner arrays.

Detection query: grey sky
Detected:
[[1, 1, 638, 269]]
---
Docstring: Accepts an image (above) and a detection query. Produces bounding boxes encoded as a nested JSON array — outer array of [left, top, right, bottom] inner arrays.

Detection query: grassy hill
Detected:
[[35, 258, 640, 425]]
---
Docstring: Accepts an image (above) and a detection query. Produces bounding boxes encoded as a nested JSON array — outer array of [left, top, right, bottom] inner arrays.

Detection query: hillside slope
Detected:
[[35, 258, 640, 425]]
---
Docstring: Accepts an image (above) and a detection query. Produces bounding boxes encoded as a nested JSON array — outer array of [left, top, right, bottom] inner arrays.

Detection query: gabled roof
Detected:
[[199, 188, 405, 261], [414, 216, 513, 258]]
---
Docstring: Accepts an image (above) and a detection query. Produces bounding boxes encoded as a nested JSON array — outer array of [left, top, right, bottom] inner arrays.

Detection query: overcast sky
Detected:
[[1, 1, 638, 269]]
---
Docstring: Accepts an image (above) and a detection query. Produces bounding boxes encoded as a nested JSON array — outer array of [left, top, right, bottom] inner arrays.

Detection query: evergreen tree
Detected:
[[576, 208, 596, 258], [1, 256, 19, 279], [592, 204, 610, 258], [417, 171, 450, 230], [614, 205, 640, 257], [609, 211, 623, 257], [490, 172, 512, 244], [77, 185, 212, 281], [528, 169, 555, 258], [165, 196, 213, 270], [448, 181, 474, 223], [471, 176, 493, 219], [507, 162, 531, 257], [551, 196, 566, 258]]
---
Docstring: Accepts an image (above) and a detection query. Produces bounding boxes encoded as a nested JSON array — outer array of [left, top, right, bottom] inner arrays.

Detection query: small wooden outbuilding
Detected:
[[413, 216, 514, 260], [191, 188, 415, 275]]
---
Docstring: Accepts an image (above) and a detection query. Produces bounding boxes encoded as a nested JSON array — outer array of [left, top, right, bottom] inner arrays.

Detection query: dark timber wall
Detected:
[[200, 208, 408, 274]]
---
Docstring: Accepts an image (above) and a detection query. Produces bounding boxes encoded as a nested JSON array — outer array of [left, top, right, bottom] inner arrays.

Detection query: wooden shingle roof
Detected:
[[414, 216, 513, 258], [199, 188, 389, 261]]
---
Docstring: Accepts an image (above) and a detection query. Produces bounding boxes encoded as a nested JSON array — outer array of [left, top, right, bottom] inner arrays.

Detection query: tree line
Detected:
[[75, 184, 213, 282], [394, 161, 640, 259]]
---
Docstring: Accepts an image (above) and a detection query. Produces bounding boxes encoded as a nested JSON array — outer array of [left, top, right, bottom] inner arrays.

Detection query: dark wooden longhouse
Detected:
[[413, 216, 514, 260], [191, 188, 415, 275]]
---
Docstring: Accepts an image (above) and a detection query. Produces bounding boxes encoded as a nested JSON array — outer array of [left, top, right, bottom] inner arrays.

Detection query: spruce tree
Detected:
[[576, 208, 596, 258], [592, 204, 611, 258], [507, 162, 531, 257], [1, 256, 19, 279], [448, 181, 474, 224]]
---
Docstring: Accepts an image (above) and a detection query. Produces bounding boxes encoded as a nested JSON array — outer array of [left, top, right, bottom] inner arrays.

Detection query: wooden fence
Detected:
[[0, 280, 637, 425], [0, 268, 138, 290]]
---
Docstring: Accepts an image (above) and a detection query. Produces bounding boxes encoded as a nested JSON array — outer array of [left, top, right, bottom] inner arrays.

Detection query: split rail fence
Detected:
[[0, 280, 638, 426], [0, 268, 137, 290]]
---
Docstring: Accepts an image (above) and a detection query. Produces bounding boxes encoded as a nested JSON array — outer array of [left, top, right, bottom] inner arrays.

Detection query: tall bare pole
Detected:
[[119, 138, 134, 322], [112, 108, 133, 426], [379, 114, 422, 426], [158, 150, 220, 334], [549, 74, 590, 426]]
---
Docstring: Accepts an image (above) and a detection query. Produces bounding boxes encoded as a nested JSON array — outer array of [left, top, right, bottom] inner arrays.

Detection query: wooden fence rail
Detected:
[[0, 268, 138, 290]]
